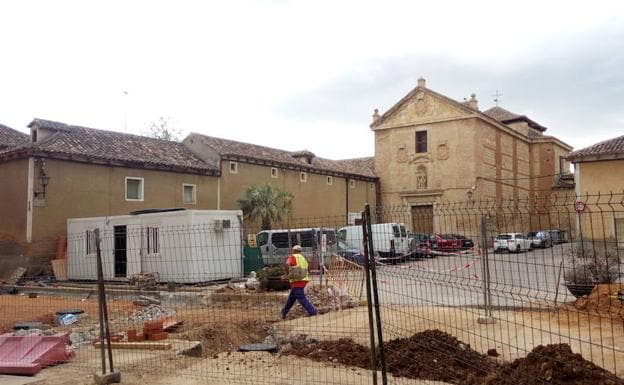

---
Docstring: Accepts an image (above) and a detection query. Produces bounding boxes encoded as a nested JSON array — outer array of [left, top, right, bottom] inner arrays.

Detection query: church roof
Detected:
[[483, 106, 547, 132]]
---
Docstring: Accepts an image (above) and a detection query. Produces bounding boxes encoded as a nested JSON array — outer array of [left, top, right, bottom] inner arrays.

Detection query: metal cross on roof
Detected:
[[492, 89, 503, 106]]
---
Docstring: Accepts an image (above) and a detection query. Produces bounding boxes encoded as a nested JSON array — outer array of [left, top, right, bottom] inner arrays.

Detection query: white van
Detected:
[[256, 228, 337, 266], [337, 223, 409, 263]]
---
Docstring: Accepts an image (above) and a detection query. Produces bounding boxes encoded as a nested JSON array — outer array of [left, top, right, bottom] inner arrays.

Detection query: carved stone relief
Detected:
[[416, 165, 427, 190], [437, 143, 449, 160]]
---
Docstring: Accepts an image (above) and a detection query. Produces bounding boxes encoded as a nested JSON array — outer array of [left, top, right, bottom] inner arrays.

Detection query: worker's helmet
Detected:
[[292, 245, 302, 252]]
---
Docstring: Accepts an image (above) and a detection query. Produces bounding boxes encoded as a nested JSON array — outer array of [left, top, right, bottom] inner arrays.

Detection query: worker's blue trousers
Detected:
[[282, 287, 317, 317]]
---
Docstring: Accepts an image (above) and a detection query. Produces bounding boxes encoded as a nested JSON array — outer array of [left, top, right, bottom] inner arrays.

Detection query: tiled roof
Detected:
[[567, 135, 624, 162], [189, 133, 377, 179], [0, 123, 29, 149], [0, 119, 218, 175], [482, 106, 522, 122], [483, 106, 547, 132]]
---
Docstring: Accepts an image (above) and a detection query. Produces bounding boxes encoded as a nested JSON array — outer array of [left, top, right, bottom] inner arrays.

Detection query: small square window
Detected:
[[300, 172, 307, 183], [326, 176, 333, 185], [349, 180, 355, 189], [369, 183, 375, 189], [183, 184, 196, 204], [271, 167, 278, 178], [229, 161, 238, 174], [125, 177, 144, 201]]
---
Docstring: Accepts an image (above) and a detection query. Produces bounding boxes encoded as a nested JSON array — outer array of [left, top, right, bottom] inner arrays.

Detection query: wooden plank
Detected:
[[93, 341, 171, 350]]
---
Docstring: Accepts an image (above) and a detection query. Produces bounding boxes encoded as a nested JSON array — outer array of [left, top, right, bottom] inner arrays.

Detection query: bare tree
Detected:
[[145, 117, 182, 141]]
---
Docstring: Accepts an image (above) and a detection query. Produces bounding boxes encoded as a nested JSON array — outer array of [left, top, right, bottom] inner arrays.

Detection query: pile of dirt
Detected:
[[573, 284, 624, 316], [285, 330, 623, 385], [287, 337, 371, 368], [178, 318, 272, 357], [384, 329, 497, 384], [483, 343, 624, 385]]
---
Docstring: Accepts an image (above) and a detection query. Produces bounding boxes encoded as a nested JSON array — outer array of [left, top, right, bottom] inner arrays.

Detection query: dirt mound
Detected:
[[384, 329, 497, 384], [178, 318, 272, 357], [287, 338, 371, 368], [285, 330, 623, 385], [484, 343, 624, 385], [573, 284, 624, 316]]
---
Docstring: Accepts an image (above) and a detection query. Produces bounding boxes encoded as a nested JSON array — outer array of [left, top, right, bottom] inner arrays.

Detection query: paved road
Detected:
[[375, 242, 577, 307]]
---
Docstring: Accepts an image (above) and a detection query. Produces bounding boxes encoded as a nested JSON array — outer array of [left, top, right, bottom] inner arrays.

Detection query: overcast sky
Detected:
[[1, 0, 623, 159]]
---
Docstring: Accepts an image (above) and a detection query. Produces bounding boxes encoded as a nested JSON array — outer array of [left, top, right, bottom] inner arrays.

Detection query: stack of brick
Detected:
[[128, 319, 169, 342]]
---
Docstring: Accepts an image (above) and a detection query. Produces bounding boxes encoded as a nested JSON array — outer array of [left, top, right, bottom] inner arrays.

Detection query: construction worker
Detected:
[[280, 245, 317, 319]]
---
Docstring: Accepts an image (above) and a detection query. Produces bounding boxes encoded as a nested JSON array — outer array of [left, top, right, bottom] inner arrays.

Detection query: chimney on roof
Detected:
[[467, 93, 479, 110], [417, 77, 426, 88]]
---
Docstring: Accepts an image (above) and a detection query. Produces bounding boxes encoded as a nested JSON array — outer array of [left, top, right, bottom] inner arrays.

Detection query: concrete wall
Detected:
[[0, 158, 29, 241], [31, 159, 219, 241]]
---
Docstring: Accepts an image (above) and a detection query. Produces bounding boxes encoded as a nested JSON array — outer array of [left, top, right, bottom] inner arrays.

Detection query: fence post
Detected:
[[94, 229, 121, 384], [478, 215, 495, 324], [361, 211, 378, 385], [365, 204, 388, 385]]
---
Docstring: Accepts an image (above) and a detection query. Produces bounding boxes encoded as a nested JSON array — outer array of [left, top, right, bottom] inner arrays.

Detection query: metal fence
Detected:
[[0, 192, 623, 384]]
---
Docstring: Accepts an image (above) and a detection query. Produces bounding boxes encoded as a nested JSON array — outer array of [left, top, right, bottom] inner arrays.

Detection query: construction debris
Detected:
[[128, 272, 160, 290], [126, 304, 176, 323]]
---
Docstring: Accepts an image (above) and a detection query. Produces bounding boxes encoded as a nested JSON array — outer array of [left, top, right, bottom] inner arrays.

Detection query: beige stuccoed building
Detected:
[[567, 135, 624, 254], [371, 78, 573, 233]]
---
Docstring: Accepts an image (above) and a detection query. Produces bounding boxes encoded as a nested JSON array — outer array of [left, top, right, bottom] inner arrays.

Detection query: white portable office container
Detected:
[[66, 209, 243, 283]]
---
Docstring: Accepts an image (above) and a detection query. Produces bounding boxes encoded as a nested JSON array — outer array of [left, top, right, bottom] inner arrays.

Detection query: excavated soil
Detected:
[[175, 307, 274, 357], [573, 284, 624, 317], [384, 329, 497, 384], [286, 329, 624, 385], [482, 343, 624, 385]]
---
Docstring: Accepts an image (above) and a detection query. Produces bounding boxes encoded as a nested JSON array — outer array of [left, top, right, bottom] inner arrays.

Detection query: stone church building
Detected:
[[371, 78, 573, 233]]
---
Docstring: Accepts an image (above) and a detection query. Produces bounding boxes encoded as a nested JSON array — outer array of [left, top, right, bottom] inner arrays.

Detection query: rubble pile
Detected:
[[126, 304, 176, 323]]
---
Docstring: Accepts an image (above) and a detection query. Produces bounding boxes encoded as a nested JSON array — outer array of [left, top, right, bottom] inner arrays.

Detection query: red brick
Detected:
[[146, 332, 168, 341]]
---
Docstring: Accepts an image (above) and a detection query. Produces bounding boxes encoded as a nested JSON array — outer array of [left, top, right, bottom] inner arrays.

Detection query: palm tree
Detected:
[[237, 183, 294, 230]]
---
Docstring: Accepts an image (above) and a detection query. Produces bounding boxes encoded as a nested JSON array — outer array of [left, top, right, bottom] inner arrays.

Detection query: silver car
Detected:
[[527, 231, 553, 248]]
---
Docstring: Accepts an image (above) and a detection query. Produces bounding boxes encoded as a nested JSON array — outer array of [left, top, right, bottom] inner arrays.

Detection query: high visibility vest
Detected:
[[288, 253, 310, 283]]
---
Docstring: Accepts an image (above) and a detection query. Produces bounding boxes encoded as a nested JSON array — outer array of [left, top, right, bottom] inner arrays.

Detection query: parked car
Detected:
[[448, 234, 475, 250], [408, 233, 434, 258], [527, 231, 553, 248], [336, 239, 380, 265], [548, 229, 568, 244], [494, 233, 532, 253], [431, 234, 472, 252]]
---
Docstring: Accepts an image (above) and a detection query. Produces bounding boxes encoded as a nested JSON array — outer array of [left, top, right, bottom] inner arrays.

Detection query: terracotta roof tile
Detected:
[[482, 106, 522, 122], [483, 106, 547, 132], [567, 135, 624, 162], [191, 134, 377, 179], [0, 124, 29, 149], [2, 119, 218, 174]]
